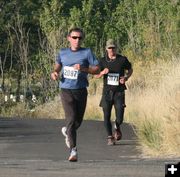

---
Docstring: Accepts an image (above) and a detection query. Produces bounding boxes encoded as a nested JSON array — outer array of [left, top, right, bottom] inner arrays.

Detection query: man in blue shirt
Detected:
[[51, 27, 99, 162]]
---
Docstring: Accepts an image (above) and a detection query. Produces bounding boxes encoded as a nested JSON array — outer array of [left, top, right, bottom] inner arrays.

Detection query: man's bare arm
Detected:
[[51, 63, 62, 80], [74, 64, 100, 75]]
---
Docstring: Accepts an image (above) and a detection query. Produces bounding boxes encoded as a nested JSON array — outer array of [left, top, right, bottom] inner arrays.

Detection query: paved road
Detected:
[[0, 117, 179, 177]]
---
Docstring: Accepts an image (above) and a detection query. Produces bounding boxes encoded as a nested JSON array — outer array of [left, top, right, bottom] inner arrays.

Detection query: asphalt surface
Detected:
[[0, 117, 179, 177]]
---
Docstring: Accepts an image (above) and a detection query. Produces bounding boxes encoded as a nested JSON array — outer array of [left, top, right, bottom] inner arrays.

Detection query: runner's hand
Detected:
[[101, 68, 109, 75], [119, 76, 126, 84], [74, 64, 81, 70], [51, 72, 59, 80]]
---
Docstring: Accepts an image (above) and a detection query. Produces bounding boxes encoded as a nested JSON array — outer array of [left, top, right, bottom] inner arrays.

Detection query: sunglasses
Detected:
[[108, 47, 115, 49], [71, 36, 83, 40]]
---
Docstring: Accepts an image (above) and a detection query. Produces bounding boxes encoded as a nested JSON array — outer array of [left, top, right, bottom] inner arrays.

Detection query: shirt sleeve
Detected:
[[124, 57, 132, 70], [56, 50, 62, 65], [87, 48, 99, 66], [99, 58, 104, 71]]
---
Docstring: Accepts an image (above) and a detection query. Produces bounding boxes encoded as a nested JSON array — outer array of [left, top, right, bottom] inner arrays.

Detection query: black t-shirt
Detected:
[[99, 54, 132, 92]]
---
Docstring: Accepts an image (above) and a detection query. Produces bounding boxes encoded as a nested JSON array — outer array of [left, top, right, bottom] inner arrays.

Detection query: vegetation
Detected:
[[0, 0, 179, 157], [125, 59, 180, 157]]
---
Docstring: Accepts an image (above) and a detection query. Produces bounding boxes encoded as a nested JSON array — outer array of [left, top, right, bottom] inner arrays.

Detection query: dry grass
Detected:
[[84, 94, 103, 120], [125, 58, 180, 157], [32, 96, 65, 119], [0, 96, 65, 119]]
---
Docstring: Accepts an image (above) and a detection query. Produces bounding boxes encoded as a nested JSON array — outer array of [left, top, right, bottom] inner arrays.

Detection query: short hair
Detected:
[[68, 27, 85, 39]]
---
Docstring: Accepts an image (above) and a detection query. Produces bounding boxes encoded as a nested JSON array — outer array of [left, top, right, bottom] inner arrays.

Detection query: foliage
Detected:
[[113, 0, 180, 59], [0, 0, 179, 115]]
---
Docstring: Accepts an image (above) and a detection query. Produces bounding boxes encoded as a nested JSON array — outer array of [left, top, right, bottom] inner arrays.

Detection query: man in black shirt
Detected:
[[95, 39, 133, 145]]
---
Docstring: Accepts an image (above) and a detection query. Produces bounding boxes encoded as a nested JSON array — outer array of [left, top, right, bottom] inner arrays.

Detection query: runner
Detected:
[[51, 27, 99, 161], [95, 39, 133, 145]]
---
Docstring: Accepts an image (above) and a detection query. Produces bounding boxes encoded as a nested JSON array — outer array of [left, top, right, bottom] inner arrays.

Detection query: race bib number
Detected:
[[63, 66, 78, 80], [107, 73, 119, 86]]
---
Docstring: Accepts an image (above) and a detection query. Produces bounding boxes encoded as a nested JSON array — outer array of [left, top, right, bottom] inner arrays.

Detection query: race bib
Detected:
[[107, 73, 119, 86], [63, 66, 78, 80]]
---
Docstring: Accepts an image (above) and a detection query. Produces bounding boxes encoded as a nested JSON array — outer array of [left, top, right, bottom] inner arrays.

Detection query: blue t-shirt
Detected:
[[56, 48, 99, 89]]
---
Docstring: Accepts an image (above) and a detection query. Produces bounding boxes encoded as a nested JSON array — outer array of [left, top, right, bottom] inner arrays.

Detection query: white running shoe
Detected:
[[61, 127, 70, 148], [68, 147, 78, 162]]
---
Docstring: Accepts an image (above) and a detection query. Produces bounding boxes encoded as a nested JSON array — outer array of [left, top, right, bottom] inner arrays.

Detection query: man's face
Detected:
[[67, 31, 83, 50], [106, 47, 116, 56]]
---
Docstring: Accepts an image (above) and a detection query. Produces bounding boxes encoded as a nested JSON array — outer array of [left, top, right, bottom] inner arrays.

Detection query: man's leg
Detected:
[[103, 105, 116, 145], [114, 91, 125, 126], [100, 91, 115, 145], [114, 91, 125, 140], [60, 89, 87, 162], [60, 89, 77, 148], [102, 105, 113, 136], [72, 88, 87, 130]]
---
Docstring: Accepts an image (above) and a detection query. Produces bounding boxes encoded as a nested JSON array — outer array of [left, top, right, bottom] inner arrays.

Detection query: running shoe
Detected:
[[68, 147, 78, 162], [61, 127, 70, 148], [107, 136, 115, 145], [114, 126, 122, 141]]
